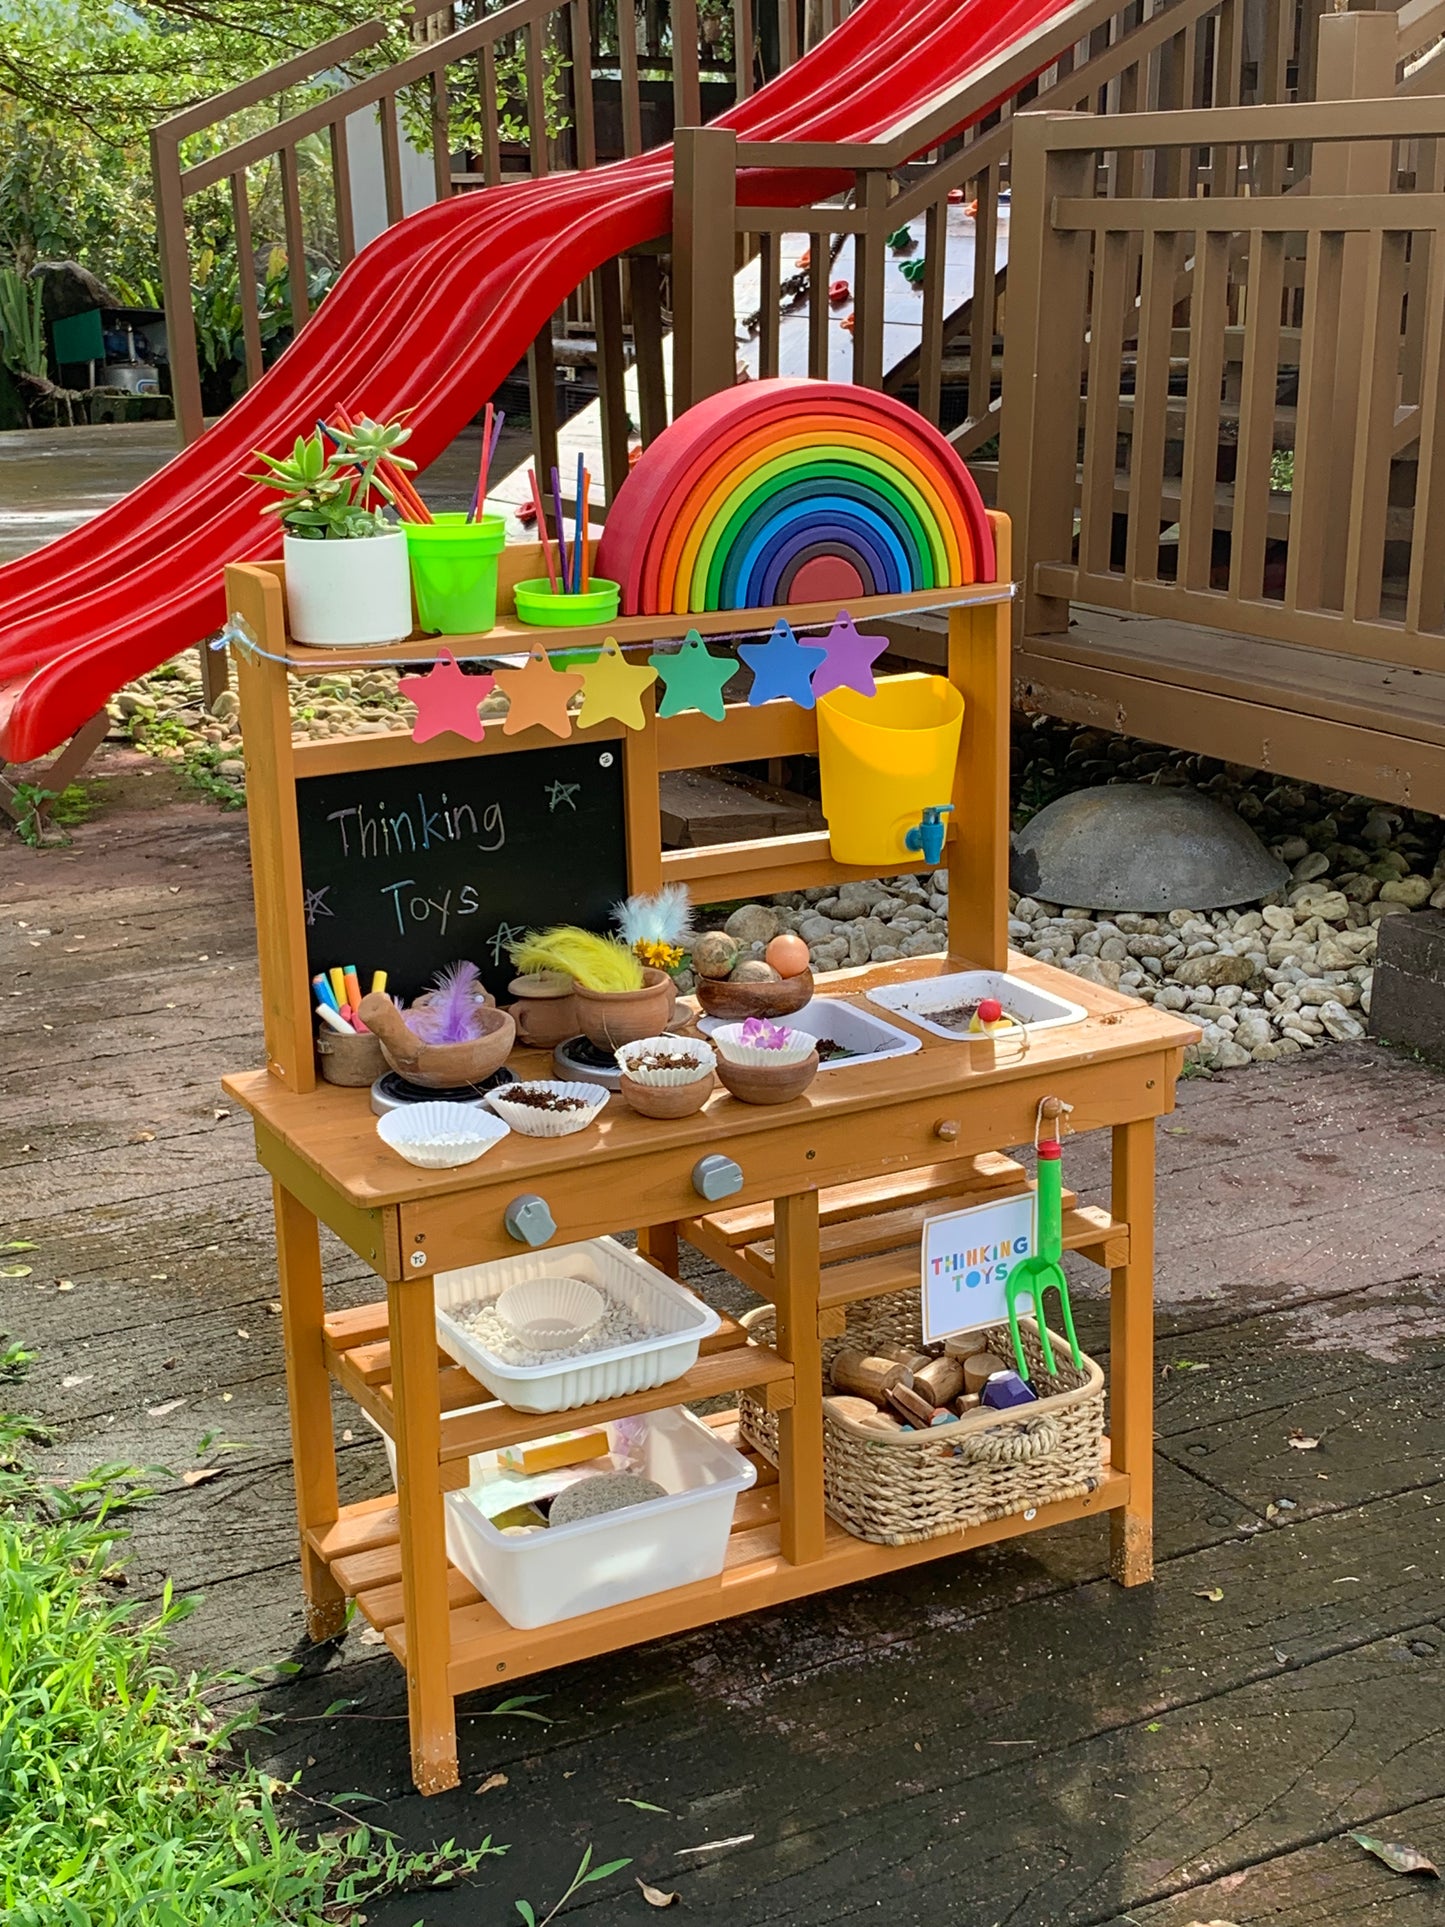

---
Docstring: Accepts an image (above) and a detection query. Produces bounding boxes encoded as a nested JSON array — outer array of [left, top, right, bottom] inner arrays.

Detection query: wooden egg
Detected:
[[692, 931, 740, 980], [765, 932, 811, 978]]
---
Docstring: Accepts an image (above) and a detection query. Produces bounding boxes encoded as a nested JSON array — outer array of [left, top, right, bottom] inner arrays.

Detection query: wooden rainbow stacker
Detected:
[[221, 513, 1196, 1796]]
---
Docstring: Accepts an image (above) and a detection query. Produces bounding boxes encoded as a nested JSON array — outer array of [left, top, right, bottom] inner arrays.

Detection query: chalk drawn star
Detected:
[[488, 921, 528, 966], [576, 637, 658, 732], [811, 610, 889, 699], [546, 781, 581, 812], [303, 886, 333, 927], [495, 646, 583, 739], [649, 630, 735, 722], [737, 619, 827, 709], [398, 649, 495, 744]]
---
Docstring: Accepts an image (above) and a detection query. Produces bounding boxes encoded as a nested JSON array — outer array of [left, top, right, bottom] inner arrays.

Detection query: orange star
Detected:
[[494, 646, 584, 739]]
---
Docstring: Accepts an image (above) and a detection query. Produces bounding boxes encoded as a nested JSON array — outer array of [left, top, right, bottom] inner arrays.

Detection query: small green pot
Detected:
[[513, 578, 621, 628], [403, 513, 506, 635]]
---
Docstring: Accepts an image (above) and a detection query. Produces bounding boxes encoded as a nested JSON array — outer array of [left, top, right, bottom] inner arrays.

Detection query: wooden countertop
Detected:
[[222, 953, 1198, 1211]]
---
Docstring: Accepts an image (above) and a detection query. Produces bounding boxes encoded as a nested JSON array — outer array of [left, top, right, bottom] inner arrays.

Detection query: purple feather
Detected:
[[408, 960, 486, 1043]]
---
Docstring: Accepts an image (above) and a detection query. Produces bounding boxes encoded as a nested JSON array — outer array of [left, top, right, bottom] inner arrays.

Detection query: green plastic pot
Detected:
[[513, 578, 621, 628], [403, 513, 506, 635]]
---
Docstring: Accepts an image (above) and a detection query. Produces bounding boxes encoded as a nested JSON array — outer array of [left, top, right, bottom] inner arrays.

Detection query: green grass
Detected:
[[0, 1393, 504, 1923], [9, 780, 96, 847]]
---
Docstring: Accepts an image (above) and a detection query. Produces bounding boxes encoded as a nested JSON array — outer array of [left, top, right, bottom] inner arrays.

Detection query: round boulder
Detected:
[[1011, 784, 1287, 913]]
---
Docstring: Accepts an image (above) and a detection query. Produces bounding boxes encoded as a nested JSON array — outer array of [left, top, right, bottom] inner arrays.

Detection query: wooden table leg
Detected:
[[637, 1221, 680, 1279], [1109, 1118, 1156, 1586], [273, 1182, 347, 1641], [388, 1272, 459, 1794], [773, 1190, 826, 1565]]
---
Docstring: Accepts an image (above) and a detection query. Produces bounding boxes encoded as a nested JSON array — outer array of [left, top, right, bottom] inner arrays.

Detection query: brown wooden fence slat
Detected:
[[1078, 228, 1130, 579], [280, 145, 312, 327], [1343, 229, 1409, 622], [1179, 228, 1230, 591], [231, 172, 265, 391], [1123, 228, 1180, 586], [1227, 228, 1285, 602], [1406, 231, 1445, 634], [1284, 229, 1346, 614]]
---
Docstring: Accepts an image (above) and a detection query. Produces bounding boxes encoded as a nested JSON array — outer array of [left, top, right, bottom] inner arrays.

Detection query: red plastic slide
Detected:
[[0, 0, 1071, 762]]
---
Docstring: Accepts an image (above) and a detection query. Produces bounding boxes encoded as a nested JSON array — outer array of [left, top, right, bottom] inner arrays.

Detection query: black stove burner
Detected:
[[559, 1037, 619, 1071], [375, 1067, 517, 1106]]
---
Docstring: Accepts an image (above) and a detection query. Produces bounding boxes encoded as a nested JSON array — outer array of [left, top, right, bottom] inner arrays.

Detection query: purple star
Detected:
[[811, 611, 889, 698]]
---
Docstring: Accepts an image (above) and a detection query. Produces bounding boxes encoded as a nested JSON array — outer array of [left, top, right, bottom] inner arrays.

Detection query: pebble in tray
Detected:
[[451, 1290, 661, 1367]]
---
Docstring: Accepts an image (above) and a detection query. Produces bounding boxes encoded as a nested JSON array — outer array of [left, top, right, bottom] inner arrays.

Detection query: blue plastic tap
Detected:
[[904, 803, 954, 865]]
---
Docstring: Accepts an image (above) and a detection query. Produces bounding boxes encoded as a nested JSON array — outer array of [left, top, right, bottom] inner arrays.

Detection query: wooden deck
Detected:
[[3, 769, 1444, 1921]]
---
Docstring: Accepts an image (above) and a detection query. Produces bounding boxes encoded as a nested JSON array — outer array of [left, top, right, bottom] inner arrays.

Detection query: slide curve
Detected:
[[0, 0, 1070, 763]]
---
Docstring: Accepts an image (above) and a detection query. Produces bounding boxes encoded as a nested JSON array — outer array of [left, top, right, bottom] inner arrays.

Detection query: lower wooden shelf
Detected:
[[308, 1415, 1128, 1696]]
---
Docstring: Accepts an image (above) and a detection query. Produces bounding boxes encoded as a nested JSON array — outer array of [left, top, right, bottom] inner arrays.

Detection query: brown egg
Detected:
[[764, 933, 811, 978]]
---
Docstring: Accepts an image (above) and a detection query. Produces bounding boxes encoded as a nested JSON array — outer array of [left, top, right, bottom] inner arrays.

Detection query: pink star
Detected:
[[398, 649, 496, 744], [811, 611, 889, 698]]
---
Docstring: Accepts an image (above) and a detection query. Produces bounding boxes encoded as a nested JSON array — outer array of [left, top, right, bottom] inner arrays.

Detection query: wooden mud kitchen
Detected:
[[222, 450, 1195, 1794]]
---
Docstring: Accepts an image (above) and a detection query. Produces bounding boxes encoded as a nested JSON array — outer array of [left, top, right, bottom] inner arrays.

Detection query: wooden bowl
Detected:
[[619, 1071, 715, 1119], [359, 994, 517, 1088], [716, 1049, 820, 1106], [695, 968, 814, 1022], [572, 967, 676, 1049]]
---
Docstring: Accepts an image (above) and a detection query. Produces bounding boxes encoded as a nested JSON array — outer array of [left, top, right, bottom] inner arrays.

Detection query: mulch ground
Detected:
[[3, 762, 1443, 1926]]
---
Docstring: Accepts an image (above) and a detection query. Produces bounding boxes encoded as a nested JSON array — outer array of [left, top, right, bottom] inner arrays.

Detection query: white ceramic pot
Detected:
[[283, 528, 414, 647]]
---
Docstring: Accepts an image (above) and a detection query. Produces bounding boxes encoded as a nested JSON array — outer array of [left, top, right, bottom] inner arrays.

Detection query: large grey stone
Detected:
[[1011, 785, 1288, 913]]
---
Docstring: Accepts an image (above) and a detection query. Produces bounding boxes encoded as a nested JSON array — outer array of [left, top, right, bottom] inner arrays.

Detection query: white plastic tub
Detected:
[[444, 1407, 757, 1628], [433, 1237, 720, 1413], [866, 969, 1088, 1040], [696, 996, 922, 1069]]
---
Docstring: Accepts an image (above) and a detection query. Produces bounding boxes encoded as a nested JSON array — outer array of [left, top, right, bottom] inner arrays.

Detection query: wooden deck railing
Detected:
[[152, 0, 810, 443], [667, 0, 1320, 460], [999, 86, 1445, 677]]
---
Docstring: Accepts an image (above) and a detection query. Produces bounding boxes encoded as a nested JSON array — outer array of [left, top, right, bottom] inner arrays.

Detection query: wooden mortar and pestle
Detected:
[[357, 992, 515, 1088]]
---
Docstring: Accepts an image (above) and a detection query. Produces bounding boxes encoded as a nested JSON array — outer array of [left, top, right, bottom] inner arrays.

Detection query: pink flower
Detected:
[[740, 1017, 792, 1050]]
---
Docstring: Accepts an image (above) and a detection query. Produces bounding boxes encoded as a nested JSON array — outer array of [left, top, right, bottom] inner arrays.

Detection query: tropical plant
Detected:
[[250, 416, 417, 538], [0, 266, 45, 380]]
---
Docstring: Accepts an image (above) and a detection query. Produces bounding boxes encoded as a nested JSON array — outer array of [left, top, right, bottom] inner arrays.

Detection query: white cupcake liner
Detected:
[[711, 1022, 817, 1068], [486, 1080, 609, 1138], [613, 1035, 717, 1087], [376, 1102, 511, 1168], [495, 1276, 605, 1351]]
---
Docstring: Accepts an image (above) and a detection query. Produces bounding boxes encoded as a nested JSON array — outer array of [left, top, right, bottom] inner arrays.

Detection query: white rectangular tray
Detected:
[[696, 996, 921, 1068], [433, 1236, 720, 1414], [866, 970, 1088, 1041]]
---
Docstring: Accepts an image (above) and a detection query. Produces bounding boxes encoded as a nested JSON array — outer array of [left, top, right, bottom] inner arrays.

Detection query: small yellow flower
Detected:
[[634, 939, 684, 972]]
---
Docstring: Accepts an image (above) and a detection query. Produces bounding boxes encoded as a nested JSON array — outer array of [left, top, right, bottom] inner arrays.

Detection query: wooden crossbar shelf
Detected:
[[307, 1413, 1126, 1692], [322, 1304, 795, 1463]]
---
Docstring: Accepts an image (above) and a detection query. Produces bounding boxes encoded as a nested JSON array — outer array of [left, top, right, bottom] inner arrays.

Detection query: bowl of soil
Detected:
[[485, 1080, 609, 1138], [614, 1036, 717, 1119]]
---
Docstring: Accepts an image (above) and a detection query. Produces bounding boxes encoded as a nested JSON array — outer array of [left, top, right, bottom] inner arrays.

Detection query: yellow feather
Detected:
[[508, 925, 646, 992]]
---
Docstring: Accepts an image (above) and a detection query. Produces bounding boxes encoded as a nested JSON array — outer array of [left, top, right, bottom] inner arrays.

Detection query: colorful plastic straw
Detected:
[[529, 467, 559, 591], [551, 465, 569, 594], [580, 469, 590, 593], [572, 450, 586, 594]]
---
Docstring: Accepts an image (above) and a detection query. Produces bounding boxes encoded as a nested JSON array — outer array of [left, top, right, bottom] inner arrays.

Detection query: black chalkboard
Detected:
[[295, 740, 629, 1003]]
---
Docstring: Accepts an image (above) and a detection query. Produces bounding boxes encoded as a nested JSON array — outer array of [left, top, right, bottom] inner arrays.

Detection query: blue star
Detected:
[[738, 620, 828, 709]]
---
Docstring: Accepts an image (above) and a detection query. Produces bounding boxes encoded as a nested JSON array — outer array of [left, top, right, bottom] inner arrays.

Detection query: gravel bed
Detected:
[[449, 1293, 661, 1367]]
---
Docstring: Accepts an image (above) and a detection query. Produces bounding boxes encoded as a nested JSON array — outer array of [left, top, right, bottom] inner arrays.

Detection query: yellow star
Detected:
[[576, 637, 658, 732], [494, 647, 583, 738]]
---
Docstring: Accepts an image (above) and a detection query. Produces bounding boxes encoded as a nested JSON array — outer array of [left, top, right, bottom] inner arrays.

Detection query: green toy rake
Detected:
[[1003, 1106, 1083, 1381]]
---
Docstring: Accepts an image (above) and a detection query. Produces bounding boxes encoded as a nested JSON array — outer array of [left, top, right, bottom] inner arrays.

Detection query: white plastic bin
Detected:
[[444, 1407, 757, 1628], [698, 995, 922, 1069], [866, 969, 1088, 1040], [433, 1237, 720, 1414]]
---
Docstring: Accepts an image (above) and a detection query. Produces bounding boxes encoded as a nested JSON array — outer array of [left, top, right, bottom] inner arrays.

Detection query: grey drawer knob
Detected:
[[692, 1154, 743, 1201], [504, 1194, 556, 1246]]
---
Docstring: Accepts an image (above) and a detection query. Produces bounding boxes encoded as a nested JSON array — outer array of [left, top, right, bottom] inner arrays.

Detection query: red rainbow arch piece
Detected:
[[595, 379, 995, 615]]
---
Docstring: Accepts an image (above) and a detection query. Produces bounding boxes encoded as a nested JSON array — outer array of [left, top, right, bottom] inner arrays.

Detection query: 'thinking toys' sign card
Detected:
[[920, 1193, 1035, 1344]]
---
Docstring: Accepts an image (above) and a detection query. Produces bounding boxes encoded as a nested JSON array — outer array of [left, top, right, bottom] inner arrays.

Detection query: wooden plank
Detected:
[[437, 1474, 1129, 1689], [1078, 228, 1129, 580], [274, 1185, 347, 1640], [227, 565, 315, 1091], [1016, 637, 1445, 812], [774, 1190, 825, 1564], [1227, 228, 1286, 603], [1109, 1116, 1154, 1586], [948, 578, 1011, 970], [1178, 228, 1229, 592], [1123, 228, 1180, 588], [1343, 230, 1408, 624], [685, 1152, 1032, 1248], [1285, 229, 1345, 616], [435, 1344, 795, 1461], [1406, 227, 1445, 634], [630, 253, 668, 446], [592, 256, 630, 503]]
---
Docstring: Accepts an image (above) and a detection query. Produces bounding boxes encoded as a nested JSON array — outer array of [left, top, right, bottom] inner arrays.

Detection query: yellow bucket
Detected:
[[817, 675, 964, 867]]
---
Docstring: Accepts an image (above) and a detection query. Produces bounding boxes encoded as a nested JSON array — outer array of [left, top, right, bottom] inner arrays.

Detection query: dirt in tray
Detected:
[[924, 1000, 1026, 1032], [811, 1037, 860, 1063], [505, 1088, 592, 1111]]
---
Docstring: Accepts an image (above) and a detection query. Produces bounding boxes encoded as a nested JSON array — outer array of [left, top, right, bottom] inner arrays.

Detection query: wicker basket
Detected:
[[738, 1291, 1106, 1545]]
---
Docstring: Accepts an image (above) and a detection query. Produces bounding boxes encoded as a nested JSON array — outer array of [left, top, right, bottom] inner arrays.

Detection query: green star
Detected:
[[649, 630, 736, 722]]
